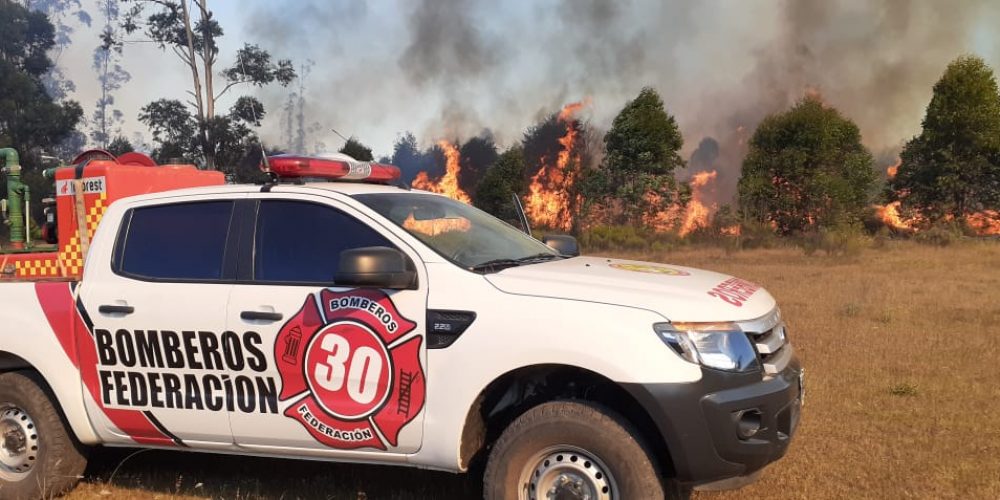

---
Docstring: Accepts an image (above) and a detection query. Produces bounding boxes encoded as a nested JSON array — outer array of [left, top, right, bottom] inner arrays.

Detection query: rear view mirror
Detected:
[[542, 235, 580, 257], [336, 246, 418, 290]]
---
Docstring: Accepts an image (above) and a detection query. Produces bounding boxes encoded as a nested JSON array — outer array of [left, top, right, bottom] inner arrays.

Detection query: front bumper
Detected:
[[622, 349, 802, 487]]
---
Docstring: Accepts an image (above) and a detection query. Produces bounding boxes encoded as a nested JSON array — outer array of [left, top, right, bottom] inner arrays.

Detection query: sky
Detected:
[[51, 0, 1000, 185]]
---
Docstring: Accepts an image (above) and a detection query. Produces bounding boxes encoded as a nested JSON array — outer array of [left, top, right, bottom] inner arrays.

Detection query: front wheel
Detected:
[[0, 371, 88, 499], [483, 400, 674, 500]]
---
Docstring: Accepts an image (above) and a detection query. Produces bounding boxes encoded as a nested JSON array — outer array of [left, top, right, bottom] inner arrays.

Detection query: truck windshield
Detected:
[[353, 192, 561, 272]]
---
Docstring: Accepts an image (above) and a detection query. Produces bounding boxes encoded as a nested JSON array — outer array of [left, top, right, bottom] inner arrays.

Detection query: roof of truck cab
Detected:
[[114, 182, 442, 204], [295, 182, 430, 196], [119, 181, 434, 201]]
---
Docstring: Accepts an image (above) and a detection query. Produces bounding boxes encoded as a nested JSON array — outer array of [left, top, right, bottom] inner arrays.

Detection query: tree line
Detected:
[[378, 55, 1000, 237]]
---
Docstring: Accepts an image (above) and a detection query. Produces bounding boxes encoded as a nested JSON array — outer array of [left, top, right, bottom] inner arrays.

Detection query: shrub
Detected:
[[740, 221, 780, 250], [799, 222, 869, 257], [578, 225, 680, 252], [914, 221, 962, 247]]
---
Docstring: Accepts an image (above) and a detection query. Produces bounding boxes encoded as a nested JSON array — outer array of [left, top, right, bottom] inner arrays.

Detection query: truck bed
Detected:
[[0, 249, 78, 281]]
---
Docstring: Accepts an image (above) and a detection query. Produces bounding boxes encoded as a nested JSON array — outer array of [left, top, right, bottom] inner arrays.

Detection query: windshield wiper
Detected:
[[470, 253, 562, 273]]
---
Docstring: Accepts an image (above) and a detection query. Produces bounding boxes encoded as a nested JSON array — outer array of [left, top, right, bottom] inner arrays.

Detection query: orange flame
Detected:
[[642, 191, 682, 232], [412, 140, 471, 204], [678, 170, 718, 237], [877, 158, 919, 232], [876, 201, 917, 231], [965, 210, 1000, 236], [886, 158, 900, 179], [879, 157, 998, 236], [643, 170, 720, 237], [524, 101, 585, 231], [720, 225, 742, 237]]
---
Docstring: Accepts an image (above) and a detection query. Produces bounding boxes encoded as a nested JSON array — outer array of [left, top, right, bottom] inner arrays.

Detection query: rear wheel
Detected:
[[0, 371, 88, 499], [484, 400, 673, 500]]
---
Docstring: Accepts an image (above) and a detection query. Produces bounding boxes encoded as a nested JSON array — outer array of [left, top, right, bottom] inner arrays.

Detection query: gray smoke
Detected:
[[44, 0, 1000, 203], [398, 0, 498, 85], [243, 0, 999, 149], [670, 0, 1000, 202]]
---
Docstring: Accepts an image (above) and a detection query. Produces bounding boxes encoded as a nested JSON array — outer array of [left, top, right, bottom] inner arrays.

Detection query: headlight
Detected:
[[653, 322, 759, 372]]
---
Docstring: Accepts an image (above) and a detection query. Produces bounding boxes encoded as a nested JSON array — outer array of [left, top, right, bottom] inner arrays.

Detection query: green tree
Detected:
[[391, 132, 423, 183], [474, 146, 527, 223], [895, 55, 1000, 219], [459, 134, 498, 198], [391, 132, 442, 184], [106, 135, 134, 156], [520, 108, 592, 232], [338, 137, 373, 161], [0, 0, 83, 156], [599, 87, 685, 225], [738, 96, 877, 235], [122, 0, 295, 170], [0, 1, 84, 241]]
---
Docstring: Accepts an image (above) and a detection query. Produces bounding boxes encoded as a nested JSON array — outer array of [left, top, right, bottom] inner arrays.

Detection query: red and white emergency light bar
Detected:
[[263, 153, 401, 184]]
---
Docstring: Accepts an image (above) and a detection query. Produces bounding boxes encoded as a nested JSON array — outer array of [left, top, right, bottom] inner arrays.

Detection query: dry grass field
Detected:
[[65, 241, 1000, 500]]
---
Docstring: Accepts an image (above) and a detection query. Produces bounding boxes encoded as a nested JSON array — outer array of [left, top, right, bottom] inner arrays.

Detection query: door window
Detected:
[[117, 201, 234, 281], [253, 200, 393, 284]]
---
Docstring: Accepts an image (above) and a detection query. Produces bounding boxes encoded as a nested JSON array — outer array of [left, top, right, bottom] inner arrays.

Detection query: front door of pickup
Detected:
[[225, 195, 429, 456]]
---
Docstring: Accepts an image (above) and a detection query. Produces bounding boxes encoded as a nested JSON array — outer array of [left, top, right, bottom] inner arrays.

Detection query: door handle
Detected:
[[99, 304, 135, 315], [241, 310, 283, 322]]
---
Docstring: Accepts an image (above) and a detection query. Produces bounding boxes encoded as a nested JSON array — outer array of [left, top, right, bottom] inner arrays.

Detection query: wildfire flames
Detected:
[[642, 170, 724, 237], [720, 224, 742, 237], [886, 159, 899, 179], [407, 119, 998, 240], [412, 140, 471, 204], [876, 158, 999, 235], [678, 171, 718, 237], [876, 201, 916, 232], [965, 210, 1000, 236], [408, 100, 741, 238], [523, 101, 586, 231]]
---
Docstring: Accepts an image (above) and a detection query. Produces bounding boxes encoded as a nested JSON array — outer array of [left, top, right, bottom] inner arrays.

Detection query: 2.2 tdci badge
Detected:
[[274, 289, 425, 450]]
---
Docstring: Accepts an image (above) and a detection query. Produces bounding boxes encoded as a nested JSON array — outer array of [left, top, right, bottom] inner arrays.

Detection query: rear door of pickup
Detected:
[[78, 195, 241, 447], [226, 193, 429, 456]]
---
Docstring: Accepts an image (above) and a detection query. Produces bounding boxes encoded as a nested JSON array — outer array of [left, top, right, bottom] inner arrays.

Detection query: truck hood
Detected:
[[484, 256, 776, 323]]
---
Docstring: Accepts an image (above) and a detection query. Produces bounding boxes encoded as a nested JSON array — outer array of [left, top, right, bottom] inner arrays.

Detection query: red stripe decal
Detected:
[[35, 282, 80, 367], [35, 282, 175, 446]]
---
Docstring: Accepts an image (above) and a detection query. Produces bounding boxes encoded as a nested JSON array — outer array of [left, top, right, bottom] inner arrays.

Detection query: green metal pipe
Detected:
[[0, 148, 18, 168], [23, 183, 30, 247], [1, 148, 25, 249]]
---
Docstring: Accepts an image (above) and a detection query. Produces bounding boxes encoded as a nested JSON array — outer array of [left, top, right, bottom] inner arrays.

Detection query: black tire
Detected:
[[0, 371, 88, 500], [484, 400, 677, 500]]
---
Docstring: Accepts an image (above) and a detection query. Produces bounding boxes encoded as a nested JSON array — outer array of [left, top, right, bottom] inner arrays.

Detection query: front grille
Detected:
[[739, 310, 791, 376]]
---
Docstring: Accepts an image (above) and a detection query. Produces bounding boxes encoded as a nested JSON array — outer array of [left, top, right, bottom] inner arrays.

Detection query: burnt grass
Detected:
[[68, 241, 1000, 499]]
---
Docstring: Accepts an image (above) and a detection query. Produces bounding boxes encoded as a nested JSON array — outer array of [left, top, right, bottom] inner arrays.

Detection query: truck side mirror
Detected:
[[542, 235, 580, 257], [335, 246, 418, 290]]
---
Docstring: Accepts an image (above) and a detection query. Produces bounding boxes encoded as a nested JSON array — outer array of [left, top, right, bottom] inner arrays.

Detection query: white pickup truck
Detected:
[[0, 151, 802, 499]]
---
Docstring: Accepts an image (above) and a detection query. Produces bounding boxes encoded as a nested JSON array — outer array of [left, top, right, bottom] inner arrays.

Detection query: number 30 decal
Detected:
[[306, 324, 392, 419], [275, 289, 425, 451]]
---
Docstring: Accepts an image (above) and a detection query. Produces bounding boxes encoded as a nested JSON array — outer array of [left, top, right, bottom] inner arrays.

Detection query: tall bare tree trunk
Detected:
[[196, 0, 214, 121], [179, 0, 213, 169], [99, 48, 108, 147]]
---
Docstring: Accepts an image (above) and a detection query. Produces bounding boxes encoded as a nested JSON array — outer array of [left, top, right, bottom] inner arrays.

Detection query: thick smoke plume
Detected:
[[47, 0, 1000, 206]]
